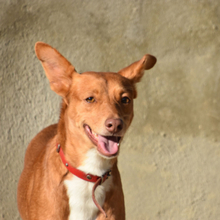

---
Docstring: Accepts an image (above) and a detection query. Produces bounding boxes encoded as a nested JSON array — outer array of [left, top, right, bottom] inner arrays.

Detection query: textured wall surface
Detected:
[[1, 0, 220, 219]]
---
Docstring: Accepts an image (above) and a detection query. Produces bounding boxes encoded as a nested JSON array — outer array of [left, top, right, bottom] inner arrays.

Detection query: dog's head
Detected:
[[35, 42, 156, 159]]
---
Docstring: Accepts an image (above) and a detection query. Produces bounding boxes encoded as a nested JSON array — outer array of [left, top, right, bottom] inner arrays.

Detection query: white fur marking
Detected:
[[64, 149, 112, 220]]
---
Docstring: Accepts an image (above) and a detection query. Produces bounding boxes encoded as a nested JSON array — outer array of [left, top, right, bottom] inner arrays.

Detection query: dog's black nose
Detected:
[[105, 118, 123, 134]]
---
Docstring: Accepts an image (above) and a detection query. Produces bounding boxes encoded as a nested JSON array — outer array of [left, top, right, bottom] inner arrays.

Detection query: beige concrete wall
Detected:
[[1, 0, 220, 219]]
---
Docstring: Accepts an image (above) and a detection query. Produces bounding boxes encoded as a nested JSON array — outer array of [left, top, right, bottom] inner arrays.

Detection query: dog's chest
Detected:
[[64, 149, 112, 220]]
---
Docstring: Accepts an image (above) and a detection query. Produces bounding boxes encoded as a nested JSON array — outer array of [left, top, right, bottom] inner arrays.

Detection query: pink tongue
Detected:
[[97, 135, 119, 156]]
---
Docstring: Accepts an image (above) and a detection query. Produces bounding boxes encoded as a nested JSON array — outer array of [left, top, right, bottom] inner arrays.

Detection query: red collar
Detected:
[[56, 144, 111, 183], [56, 144, 111, 218]]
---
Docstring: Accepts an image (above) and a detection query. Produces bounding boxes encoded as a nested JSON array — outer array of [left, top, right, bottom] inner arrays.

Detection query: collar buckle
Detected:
[[100, 170, 112, 185], [56, 144, 61, 153]]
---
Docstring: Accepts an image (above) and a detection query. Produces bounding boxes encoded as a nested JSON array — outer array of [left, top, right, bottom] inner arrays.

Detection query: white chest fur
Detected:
[[64, 149, 112, 220]]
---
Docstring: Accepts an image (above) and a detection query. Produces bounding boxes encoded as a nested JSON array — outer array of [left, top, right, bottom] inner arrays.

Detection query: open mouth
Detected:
[[84, 124, 121, 157]]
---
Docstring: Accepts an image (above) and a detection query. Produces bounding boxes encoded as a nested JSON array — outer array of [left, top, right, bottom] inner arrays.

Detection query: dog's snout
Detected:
[[105, 118, 123, 134]]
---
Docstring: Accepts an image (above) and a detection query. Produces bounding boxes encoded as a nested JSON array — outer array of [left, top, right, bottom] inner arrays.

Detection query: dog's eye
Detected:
[[121, 97, 130, 104], [86, 97, 95, 103]]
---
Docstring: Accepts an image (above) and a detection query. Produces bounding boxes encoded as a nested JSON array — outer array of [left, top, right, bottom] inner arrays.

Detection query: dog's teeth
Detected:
[[93, 132, 98, 138], [117, 143, 120, 147]]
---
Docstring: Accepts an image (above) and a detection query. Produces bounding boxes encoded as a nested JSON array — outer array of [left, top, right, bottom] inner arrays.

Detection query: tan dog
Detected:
[[17, 42, 156, 220]]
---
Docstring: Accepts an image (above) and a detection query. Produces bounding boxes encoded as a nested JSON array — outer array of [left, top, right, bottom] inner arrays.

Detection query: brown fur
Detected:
[[17, 42, 156, 220]]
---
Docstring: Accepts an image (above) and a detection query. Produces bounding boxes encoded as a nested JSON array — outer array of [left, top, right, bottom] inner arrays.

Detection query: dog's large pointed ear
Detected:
[[118, 54, 157, 83], [35, 42, 78, 97]]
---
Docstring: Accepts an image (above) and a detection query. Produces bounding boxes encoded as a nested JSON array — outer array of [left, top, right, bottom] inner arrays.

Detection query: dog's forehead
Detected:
[[74, 71, 133, 92], [78, 71, 108, 85]]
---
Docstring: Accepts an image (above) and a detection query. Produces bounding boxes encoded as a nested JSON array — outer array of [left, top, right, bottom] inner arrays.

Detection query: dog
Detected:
[[17, 42, 156, 220]]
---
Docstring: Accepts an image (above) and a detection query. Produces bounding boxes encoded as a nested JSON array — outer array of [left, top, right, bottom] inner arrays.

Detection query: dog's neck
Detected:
[[57, 100, 68, 151]]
